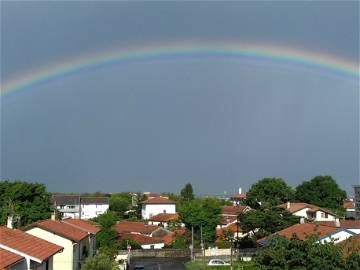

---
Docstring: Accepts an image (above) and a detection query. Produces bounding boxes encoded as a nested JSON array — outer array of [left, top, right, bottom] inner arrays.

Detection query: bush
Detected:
[[215, 240, 231, 249]]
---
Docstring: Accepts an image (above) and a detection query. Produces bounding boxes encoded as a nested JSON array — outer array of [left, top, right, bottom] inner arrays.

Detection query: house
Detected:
[[278, 202, 337, 221], [52, 195, 109, 219], [230, 187, 247, 205], [343, 199, 356, 218], [219, 205, 250, 227], [0, 248, 26, 270], [25, 219, 91, 270], [316, 220, 360, 234], [118, 233, 165, 249], [216, 222, 248, 241], [147, 213, 180, 228], [113, 221, 160, 236], [0, 226, 63, 270], [62, 218, 101, 257], [141, 197, 176, 220], [258, 222, 356, 246]]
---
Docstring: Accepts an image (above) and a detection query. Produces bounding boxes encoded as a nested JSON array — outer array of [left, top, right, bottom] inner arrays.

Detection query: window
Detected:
[[150, 245, 155, 249], [321, 212, 325, 218]]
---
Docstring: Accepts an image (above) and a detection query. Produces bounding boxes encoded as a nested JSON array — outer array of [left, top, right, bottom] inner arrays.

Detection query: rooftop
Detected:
[[0, 226, 63, 262], [148, 213, 179, 222], [62, 218, 101, 234], [0, 248, 24, 270], [27, 219, 88, 242], [278, 202, 336, 216], [142, 197, 176, 205], [52, 195, 109, 205], [118, 233, 164, 245], [222, 205, 248, 215], [113, 221, 159, 235]]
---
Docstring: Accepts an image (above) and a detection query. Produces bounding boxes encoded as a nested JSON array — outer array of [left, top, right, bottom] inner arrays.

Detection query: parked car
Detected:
[[208, 259, 230, 266]]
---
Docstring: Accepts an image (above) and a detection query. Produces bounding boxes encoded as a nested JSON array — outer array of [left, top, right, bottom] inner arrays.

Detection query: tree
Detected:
[[245, 178, 294, 208], [94, 211, 119, 254], [117, 239, 141, 250], [238, 207, 299, 237], [0, 180, 52, 227], [254, 235, 346, 269], [82, 253, 119, 270], [165, 235, 189, 249], [109, 193, 132, 218], [180, 183, 194, 202], [178, 198, 221, 243], [295, 176, 346, 211]]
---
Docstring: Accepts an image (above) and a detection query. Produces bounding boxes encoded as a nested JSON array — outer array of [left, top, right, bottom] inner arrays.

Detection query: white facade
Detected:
[[292, 208, 336, 221], [80, 203, 109, 219], [140, 243, 165, 249], [141, 204, 176, 220], [319, 230, 355, 244], [26, 227, 90, 270]]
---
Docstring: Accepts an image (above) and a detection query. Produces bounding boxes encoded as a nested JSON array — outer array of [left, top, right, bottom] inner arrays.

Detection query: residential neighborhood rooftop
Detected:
[[0, 248, 24, 270], [27, 219, 88, 242], [278, 202, 336, 216], [113, 221, 160, 235], [0, 226, 63, 262], [148, 213, 179, 222], [62, 218, 101, 234], [142, 197, 176, 205], [52, 195, 109, 205]]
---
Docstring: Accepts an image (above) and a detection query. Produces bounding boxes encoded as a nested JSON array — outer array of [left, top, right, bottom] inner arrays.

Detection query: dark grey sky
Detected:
[[1, 1, 359, 195]]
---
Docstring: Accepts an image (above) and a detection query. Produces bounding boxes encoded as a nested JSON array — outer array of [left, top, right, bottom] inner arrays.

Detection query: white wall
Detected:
[[141, 243, 164, 249], [320, 230, 354, 244], [81, 204, 109, 219], [292, 208, 335, 221], [141, 204, 176, 220], [26, 227, 75, 270]]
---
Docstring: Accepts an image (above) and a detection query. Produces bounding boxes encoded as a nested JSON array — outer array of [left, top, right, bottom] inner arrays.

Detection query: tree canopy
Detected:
[[254, 235, 360, 270], [178, 197, 221, 243], [82, 253, 119, 270], [109, 192, 133, 218], [180, 183, 195, 201], [295, 175, 346, 211], [0, 180, 51, 227], [238, 207, 299, 237], [245, 178, 294, 208]]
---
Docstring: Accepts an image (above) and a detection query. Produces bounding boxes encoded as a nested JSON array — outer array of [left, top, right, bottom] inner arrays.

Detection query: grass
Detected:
[[184, 260, 256, 270]]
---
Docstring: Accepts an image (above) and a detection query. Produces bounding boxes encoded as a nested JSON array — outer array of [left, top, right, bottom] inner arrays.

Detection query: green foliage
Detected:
[[117, 239, 141, 250], [295, 175, 346, 212], [135, 193, 148, 219], [109, 193, 132, 218], [345, 253, 360, 270], [238, 207, 299, 236], [95, 211, 118, 229], [179, 198, 221, 243], [162, 192, 180, 202], [96, 229, 118, 250], [81, 252, 119, 270], [94, 211, 119, 254], [245, 178, 294, 208], [181, 183, 195, 202], [215, 240, 231, 249], [254, 235, 346, 269], [0, 180, 51, 227], [165, 235, 189, 249]]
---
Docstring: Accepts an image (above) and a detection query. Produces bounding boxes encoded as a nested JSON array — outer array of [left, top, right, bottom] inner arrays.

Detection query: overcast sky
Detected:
[[1, 1, 359, 195]]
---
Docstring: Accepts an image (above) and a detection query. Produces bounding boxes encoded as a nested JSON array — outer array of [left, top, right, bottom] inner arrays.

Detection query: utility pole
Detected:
[[191, 225, 194, 261], [200, 224, 205, 266], [230, 238, 233, 270]]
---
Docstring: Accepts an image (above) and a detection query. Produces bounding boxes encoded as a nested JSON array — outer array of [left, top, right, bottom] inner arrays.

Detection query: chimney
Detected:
[[287, 201, 291, 209], [335, 218, 341, 228], [239, 187, 242, 194], [7, 216, 13, 229], [300, 217, 305, 224]]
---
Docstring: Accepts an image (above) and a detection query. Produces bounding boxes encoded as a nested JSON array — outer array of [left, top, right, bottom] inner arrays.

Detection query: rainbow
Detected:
[[1, 42, 359, 96]]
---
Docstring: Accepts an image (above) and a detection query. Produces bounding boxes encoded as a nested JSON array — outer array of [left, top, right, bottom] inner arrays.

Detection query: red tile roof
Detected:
[[0, 248, 24, 270], [0, 226, 63, 262], [222, 205, 248, 215], [142, 197, 176, 205], [119, 233, 164, 245], [316, 220, 360, 229], [266, 223, 338, 242], [343, 200, 355, 209], [220, 216, 237, 225], [278, 202, 336, 216], [62, 218, 100, 234], [230, 193, 246, 199], [148, 213, 179, 222], [29, 220, 88, 242], [113, 221, 159, 235]]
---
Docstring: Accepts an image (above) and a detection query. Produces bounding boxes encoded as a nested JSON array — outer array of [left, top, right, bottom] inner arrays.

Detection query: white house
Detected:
[[52, 195, 109, 219], [279, 202, 337, 221], [25, 219, 91, 270], [0, 225, 63, 270], [343, 199, 356, 219], [141, 197, 176, 220]]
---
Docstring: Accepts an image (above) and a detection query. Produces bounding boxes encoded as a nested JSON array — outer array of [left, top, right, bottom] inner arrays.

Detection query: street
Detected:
[[129, 257, 189, 270]]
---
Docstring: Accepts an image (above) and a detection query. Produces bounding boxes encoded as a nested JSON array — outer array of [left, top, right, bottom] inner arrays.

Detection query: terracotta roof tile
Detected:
[[0, 248, 24, 269], [52, 195, 109, 205], [119, 233, 164, 245], [343, 201, 355, 209], [230, 193, 247, 199], [222, 205, 248, 215], [142, 197, 176, 205], [0, 226, 63, 262], [278, 202, 336, 216], [148, 213, 179, 222], [316, 220, 360, 229], [113, 221, 159, 234], [262, 223, 338, 243], [29, 220, 88, 242], [62, 218, 100, 234]]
